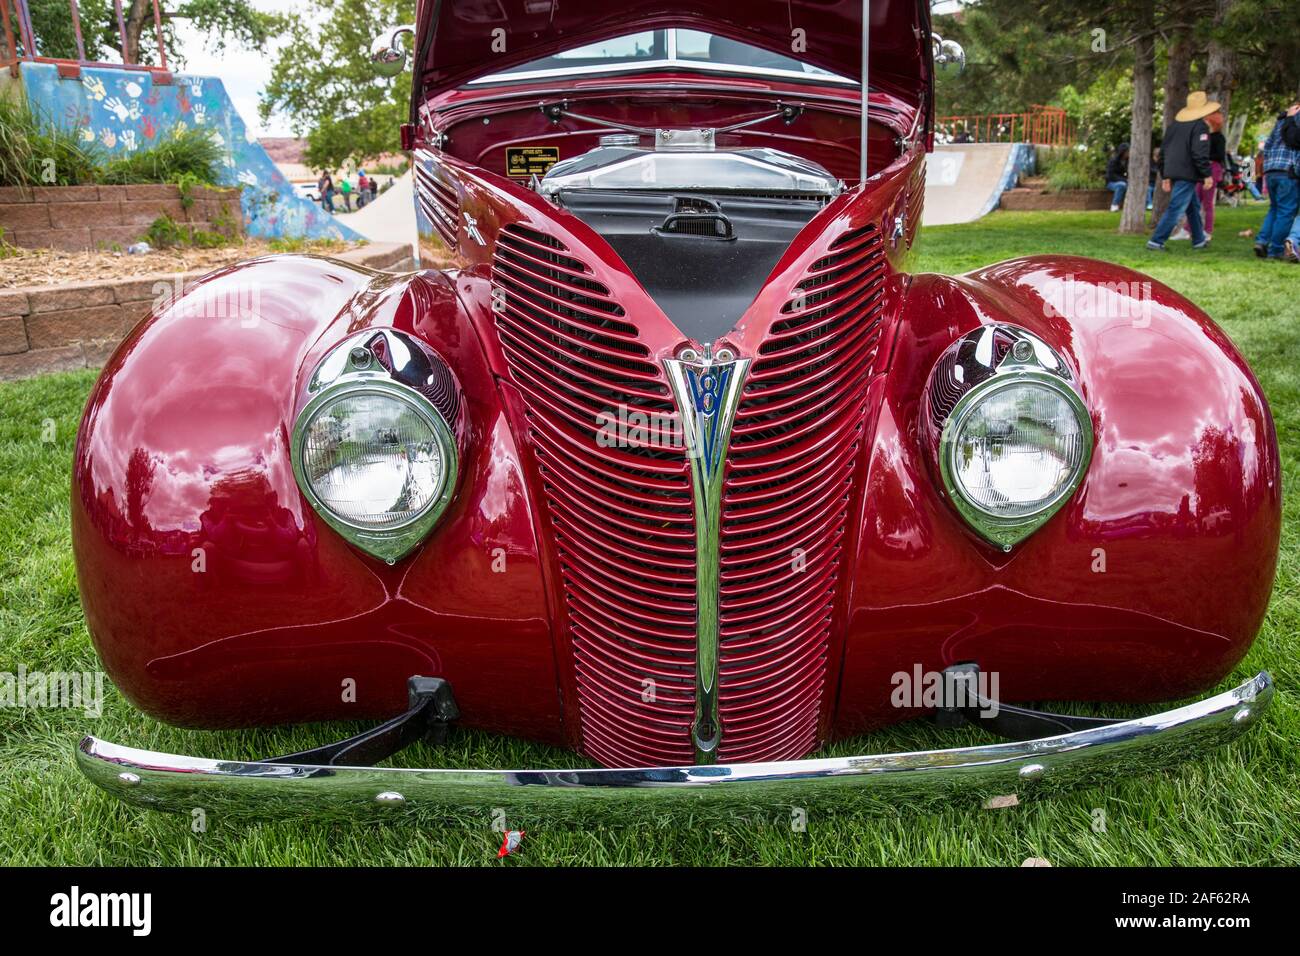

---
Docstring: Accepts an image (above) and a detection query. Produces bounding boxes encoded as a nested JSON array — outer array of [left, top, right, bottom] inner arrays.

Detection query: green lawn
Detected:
[[1, 205, 1296, 865]]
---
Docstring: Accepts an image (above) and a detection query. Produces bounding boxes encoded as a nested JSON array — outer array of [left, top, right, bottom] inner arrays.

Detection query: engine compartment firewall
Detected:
[[554, 188, 826, 341]]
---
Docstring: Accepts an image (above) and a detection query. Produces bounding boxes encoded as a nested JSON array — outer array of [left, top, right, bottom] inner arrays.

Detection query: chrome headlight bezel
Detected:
[[929, 326, 1094, 550], [291, 330, 459, 564]]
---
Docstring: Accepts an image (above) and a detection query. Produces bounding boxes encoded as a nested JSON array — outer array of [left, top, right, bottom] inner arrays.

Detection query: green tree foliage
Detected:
[[261, 0, 414, 171], [23, 0, 278, 67], [933, 2, 1100, 116], [936, 0, 1297, 122], [24, 0, 115, 61]]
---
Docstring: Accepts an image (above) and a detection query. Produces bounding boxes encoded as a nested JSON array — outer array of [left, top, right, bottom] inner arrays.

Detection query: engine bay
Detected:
[[539, 129, 844, 340]]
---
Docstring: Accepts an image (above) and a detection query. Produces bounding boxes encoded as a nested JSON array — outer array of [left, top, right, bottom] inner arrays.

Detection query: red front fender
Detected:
[[71, 255, 564, 741], [833, 255, 1281, 737]]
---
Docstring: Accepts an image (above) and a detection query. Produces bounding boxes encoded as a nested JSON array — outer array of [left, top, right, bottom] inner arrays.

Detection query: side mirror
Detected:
[[932, 35, 966, 77], [370, 25, 415, 77]]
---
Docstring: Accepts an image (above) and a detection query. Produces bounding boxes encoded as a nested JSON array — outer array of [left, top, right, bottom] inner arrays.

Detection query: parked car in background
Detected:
[[72, 0, 1278, 819]]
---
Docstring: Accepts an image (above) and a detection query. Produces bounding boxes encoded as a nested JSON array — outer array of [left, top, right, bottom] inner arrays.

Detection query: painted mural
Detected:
[[19, 62, 360, 242]]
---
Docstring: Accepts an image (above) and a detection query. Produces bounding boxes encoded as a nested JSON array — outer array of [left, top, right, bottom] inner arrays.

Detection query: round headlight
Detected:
[[947, 380, 1088, 519], [300, 389, 449, 531]]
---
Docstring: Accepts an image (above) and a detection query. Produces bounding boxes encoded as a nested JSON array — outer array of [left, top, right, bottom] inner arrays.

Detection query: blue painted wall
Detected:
[[19, 62, 359, 241]]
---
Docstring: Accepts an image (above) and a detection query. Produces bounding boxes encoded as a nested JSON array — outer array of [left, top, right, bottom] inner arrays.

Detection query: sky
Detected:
[[170, 0, 298, 138]]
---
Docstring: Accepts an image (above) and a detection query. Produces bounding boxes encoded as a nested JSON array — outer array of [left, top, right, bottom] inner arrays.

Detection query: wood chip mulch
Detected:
[[0, 240, 365, 289]]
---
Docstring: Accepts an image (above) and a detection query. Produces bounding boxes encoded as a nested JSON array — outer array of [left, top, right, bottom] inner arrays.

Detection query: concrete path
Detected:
[[338, 171, 417, 259]]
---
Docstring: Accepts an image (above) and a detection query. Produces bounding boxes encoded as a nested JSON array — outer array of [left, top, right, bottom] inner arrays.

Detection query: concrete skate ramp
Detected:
[[923, 143, 1035, 226], [343, 171, 416, 258]]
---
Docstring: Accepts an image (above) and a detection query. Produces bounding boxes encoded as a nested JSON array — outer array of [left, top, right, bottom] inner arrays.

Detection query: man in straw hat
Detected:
[[1148, 91, 1221, 251]]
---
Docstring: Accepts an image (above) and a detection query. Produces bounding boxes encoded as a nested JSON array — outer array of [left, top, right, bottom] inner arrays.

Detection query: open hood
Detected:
[[415, 0, 932, 103]]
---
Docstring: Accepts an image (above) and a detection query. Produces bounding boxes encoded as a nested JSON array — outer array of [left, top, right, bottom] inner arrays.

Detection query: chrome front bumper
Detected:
[[77, 672, 1273, 820]]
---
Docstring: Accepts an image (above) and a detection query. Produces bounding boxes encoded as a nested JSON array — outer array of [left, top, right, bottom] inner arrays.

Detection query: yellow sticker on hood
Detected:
[[506, 146, 560, 179]]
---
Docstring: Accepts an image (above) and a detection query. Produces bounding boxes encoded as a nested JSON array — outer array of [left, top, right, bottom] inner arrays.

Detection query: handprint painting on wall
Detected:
[[20, 62, 358, 241]]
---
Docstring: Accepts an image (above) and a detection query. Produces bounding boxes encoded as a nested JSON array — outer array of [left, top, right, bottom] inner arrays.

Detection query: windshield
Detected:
[[469, 29, 855, 85]]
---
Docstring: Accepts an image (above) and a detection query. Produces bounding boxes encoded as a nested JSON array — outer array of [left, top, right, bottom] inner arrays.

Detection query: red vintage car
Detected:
[[74, 0, 1278, 817]]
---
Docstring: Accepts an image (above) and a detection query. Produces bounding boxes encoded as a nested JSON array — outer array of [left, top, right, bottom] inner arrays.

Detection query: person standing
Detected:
[[1106, 143, 1130, 212], [1147, 91, 1218, 251], [357, 170, 370, 209], [1254, 103, 1300, 261], [1191, 109, 1228, 239], [339, 175, 353, 212], [319, 171, 335, 213], [1147, 148, 1160, 210]]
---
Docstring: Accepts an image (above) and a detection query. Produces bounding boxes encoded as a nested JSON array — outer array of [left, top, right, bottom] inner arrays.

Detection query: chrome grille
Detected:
[[494, 219, 886, 767]]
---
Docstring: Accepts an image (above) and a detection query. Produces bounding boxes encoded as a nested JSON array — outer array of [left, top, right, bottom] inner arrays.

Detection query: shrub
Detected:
[[99, 126, 224, 187], [1047, 147, 1103, 192], [0, 96, 101, 187], [0, 96, 223, 188], [144, 214, 232, 250]]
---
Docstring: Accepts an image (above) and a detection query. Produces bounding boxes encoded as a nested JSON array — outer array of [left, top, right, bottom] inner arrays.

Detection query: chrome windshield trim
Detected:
[[664, 349, 751, 764], [468, 61, 856, 88], [76, 672, 1272, 820]]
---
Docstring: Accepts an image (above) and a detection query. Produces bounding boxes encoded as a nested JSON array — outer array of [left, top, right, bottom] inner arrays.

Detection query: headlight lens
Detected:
[[300, 391, 447, 530], [949, 382, 1087, 518]]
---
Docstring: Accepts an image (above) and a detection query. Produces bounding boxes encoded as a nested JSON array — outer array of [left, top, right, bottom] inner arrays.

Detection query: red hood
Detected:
[[414, 0, 931, 103]]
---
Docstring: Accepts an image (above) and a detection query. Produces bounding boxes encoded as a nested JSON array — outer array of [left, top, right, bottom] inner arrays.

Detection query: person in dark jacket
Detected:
[[1255, 103, 1300, 260], [1105, 143, 1130, 212], [1148, 92, 1219, 251]]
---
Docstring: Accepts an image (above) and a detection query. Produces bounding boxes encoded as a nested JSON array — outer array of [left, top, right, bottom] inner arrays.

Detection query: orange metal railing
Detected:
[[935, 106, 1077, 147], [3, 0, 168, 77]]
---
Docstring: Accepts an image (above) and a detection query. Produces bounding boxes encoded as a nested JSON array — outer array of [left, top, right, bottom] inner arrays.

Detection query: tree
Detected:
[[23, 0, 278, 67], [123, 0, 279, 66], [1120, 6, 1156, 234], [1151, 18, 1196, 224], [933, 2, 1101, 117], [1202, 0, 1239, 121], [23, 0, 114, 60], [262, 0, 414, 171]]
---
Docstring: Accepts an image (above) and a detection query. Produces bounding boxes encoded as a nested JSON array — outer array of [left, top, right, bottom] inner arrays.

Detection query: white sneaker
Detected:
[[1110, 205, 1120, 212], [1169, 228, 1191, 241]]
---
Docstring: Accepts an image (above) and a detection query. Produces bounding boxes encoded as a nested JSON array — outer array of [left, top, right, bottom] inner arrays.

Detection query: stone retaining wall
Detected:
[[998, 188, 1113, 212], [0, 184, 243, 252], [0, 242, 412, 381]]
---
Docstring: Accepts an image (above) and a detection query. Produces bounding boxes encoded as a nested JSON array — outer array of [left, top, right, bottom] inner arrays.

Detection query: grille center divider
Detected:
[[664, 348, 751, 764]]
